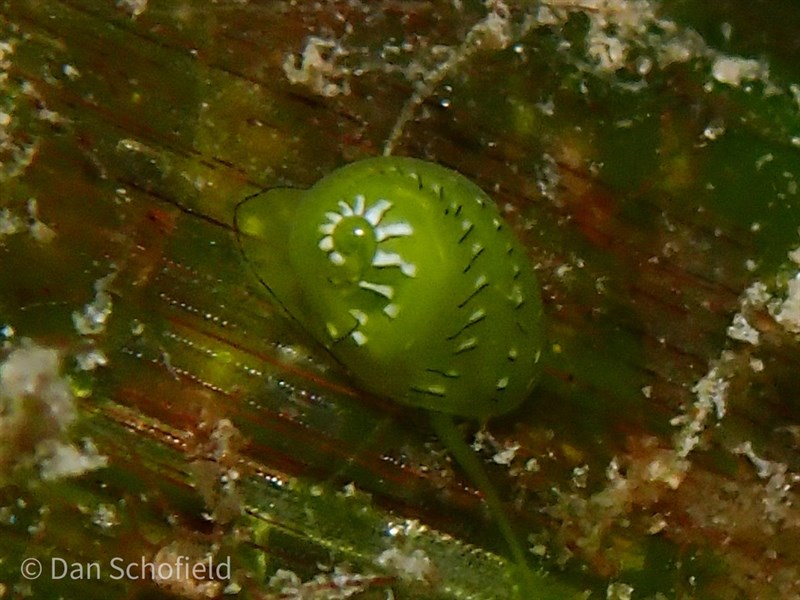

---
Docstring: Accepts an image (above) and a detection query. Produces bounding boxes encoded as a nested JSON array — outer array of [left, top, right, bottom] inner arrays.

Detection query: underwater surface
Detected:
[[2, 1, 800, 598]]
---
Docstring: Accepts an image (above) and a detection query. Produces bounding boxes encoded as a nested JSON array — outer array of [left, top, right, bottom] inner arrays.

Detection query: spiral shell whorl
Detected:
[[315, 194, 414, 288], [238, 157, 544, 419]]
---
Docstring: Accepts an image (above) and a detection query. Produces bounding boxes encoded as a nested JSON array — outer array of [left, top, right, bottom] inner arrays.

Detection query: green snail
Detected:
[[235, 157, 543, 414], [235, 156, 545, 595]]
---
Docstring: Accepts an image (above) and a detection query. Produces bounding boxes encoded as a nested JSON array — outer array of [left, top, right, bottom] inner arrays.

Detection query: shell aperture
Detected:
[[235, 157, 544, 419]]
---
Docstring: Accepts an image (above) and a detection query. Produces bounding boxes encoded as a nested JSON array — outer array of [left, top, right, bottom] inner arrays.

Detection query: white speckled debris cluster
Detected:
[[0, 341, 107, 482]]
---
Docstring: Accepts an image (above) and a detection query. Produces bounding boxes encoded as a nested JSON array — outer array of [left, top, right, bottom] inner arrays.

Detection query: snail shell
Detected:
[[235, 157, 544, 418]]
